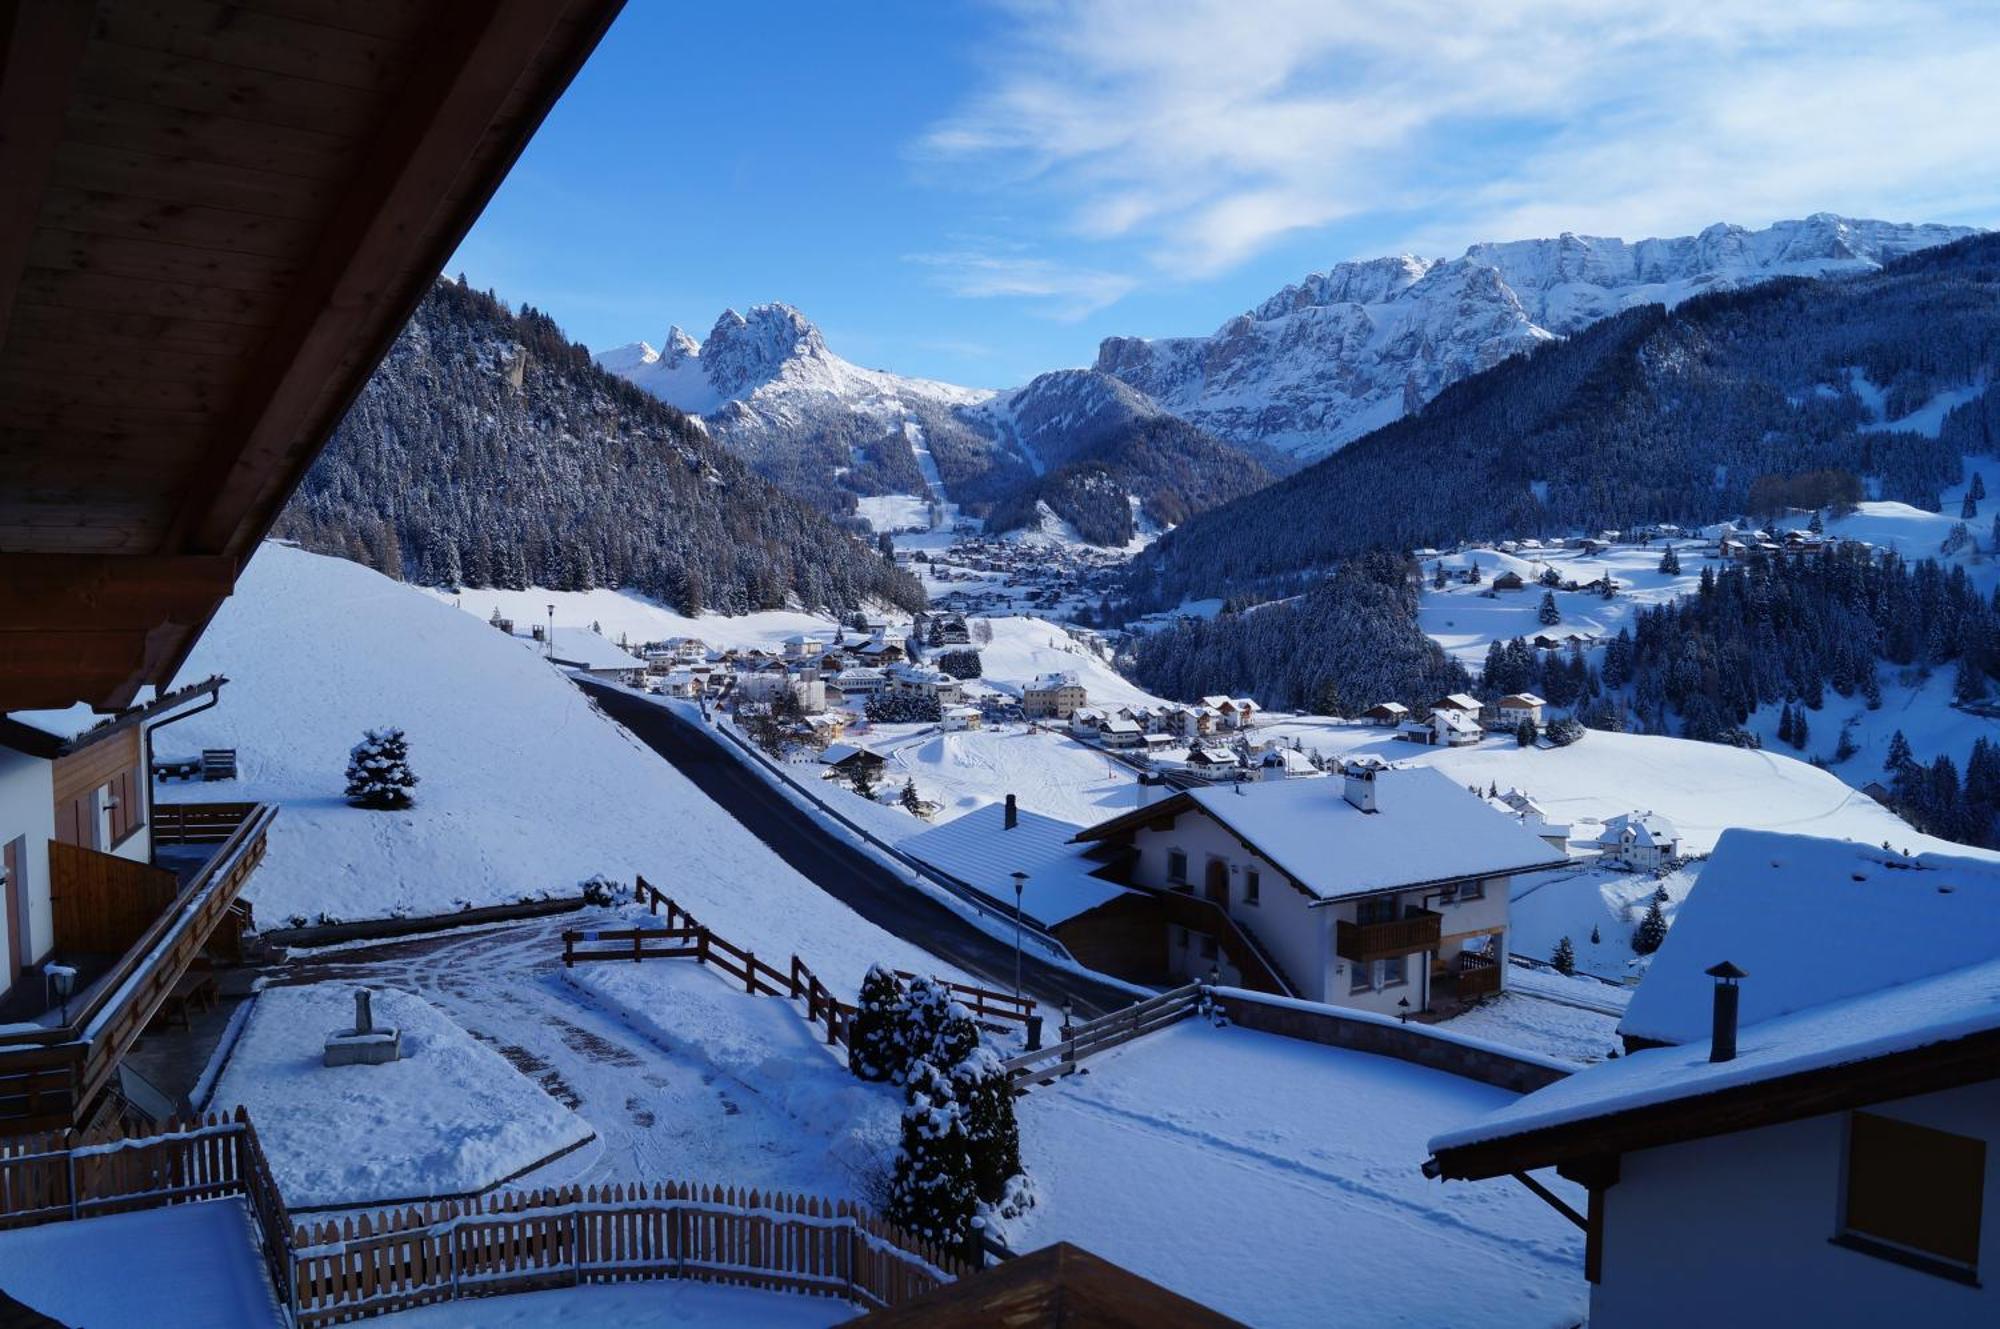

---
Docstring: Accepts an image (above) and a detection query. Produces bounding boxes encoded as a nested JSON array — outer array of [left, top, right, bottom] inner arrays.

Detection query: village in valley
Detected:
[[3, 6, 2000, 1329]]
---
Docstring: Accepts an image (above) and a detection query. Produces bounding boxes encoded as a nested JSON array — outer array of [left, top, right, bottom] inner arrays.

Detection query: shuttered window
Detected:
[[1841, 1111, 1985, 1280]]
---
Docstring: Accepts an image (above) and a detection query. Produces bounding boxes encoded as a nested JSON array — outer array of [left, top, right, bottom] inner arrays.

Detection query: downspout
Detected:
[[142, 679, 227, 864]]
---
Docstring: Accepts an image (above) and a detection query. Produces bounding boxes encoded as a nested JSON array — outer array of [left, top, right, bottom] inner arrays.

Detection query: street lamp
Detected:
[[1010, 871, 1028, 1002], [545, 603, 555, 659]]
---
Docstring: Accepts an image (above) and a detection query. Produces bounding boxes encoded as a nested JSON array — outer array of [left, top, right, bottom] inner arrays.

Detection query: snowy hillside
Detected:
[[1097, 215, 1977, 460], [164, 543, 945, 982]]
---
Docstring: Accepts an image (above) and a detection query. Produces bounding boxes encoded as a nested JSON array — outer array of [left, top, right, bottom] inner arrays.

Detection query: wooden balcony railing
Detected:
[[0, 802, 276, 1135], [152, 801, 263, 845], [1336, 909, 1441, 964]]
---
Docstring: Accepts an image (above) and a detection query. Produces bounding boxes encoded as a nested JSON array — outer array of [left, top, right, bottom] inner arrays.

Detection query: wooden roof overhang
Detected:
[[841, 1241, 1249, 1329], [0, 0, 626, 711], [1426, 1025, 2000, 1183]]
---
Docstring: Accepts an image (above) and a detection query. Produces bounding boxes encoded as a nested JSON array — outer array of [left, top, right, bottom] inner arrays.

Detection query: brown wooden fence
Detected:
[[49, 841, 180, 954], [290, 1181, 970, 1326], [565, 878, 1036, 1050], [1000, 981, 1203, 1089], [151, 801, 263, 845]]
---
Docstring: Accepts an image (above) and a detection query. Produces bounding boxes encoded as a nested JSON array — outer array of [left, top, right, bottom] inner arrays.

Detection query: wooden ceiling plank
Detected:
[[0, 0, 98, 350], [52, 140, 332, 221], [15, 265, 285, 325], [37, 185, 322, 261], [7, 302, 269, 356], [78, 36, 380, 134], [1, 336, 245, 390], [65, 90, 357, 181], [26, 225, 301, 294], [235, 0, 430, 43], [1, 365, 224, 416], [95, 0, 405, 92], [0, 554, 236, 626]]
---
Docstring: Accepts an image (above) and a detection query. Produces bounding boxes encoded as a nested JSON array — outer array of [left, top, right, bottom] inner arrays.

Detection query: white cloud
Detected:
[[907, 246, 1139, 320], [920, 0, 2000, 281]]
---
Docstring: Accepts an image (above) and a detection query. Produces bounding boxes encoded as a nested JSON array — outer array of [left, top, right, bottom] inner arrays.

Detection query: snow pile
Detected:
[[210, 983, 593, 1210], [1015, 1019, 1586, 1327], [371, 1281, 847, 1328], [869, 725, 1141, 829]]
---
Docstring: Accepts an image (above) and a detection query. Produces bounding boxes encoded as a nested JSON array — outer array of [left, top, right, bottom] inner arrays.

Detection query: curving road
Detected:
[[577, 679, 1135, 1017]]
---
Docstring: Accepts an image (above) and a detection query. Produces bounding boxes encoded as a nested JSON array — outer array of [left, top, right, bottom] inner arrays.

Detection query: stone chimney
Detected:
[[1342, 758, 1384, 814], [1136, 773, 1164, 808], [1706, 961, 1747, 1063], [1004, 793, 1018, 830]]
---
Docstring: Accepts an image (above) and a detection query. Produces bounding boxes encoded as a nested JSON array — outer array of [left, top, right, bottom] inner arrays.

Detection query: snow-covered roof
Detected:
[[1434, 709, 1481, 735], [1434, 693, 1480, 711], [1433, 952, 2000, 1158], [1260, 749, 1321, 774], [1087, 766, 1567, 902], [832, 667, 885, 683], [1498, 693, 1546, 708], [1595, 810, 1678, 850], [1618, 829, 2000, 1047], [1365, 701, 1409, 715], [782, 633, 823, 644], [1028, 671, 1082, 691], [546, 627, 644, 671], [1103, 718, 1142, 734], [904, 802, 1131, 927]]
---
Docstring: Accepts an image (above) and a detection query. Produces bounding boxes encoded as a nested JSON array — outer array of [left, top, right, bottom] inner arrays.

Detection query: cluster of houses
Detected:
[[1362, 691, 1550, 747], [908, 535, 1126, 621]]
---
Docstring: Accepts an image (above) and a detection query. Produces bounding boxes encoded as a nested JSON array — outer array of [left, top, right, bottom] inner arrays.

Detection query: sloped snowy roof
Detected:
[[1029, 671, 1081, 690], [1619, 829, 2000, 1046], [1434, 693, 1481, 711], [904, 802, 1131, 927], [1087, 766, 1566, 902], [546, 627, 644, 671], [1596, 810, 1677, 849], [1432, 953, 2000, 1158]]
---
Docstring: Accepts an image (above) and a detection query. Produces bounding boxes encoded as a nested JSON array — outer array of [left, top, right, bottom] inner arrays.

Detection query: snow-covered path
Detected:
[[269, 915, 876, 1205]]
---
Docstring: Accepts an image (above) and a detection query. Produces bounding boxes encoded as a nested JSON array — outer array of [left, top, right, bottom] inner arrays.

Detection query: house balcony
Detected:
[[1335, 910, 1442, 964], [0, 802, 276, 1135]]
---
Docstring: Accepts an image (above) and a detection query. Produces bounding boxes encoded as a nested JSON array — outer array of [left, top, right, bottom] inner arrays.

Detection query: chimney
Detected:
[[1342, 758, 1383, 814], [1004, 793, 1018, 830], [1706, 961, 1747, 1063], [1136, 773, 1162, 808]]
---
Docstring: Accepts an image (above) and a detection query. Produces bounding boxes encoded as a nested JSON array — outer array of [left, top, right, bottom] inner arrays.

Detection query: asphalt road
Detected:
[[578, 679, 1135, 1017]]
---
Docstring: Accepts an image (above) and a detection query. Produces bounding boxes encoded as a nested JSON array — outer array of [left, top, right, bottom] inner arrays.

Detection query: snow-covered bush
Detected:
[[953, 1044, 1024, 1208], [579, 875, 622, 907], [345, 726, 419, 810], [888, 1060, 978, 1260], [849, 965, 907, 1083], [1545, 716, 1585, 747]]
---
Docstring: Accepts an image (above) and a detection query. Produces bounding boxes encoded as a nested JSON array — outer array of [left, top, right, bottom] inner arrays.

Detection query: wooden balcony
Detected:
[[0, 803, 276, 1135], [1336, 910, 1441, 964]]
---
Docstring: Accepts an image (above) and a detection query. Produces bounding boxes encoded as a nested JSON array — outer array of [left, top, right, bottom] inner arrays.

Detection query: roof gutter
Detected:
[[1304, 855, 1572, 907]]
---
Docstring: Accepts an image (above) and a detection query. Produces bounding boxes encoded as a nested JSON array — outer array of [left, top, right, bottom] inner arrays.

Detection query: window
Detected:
[[1244, 869, 1260, 906], [1356, 895, 1399, 925], [1459, 878, 1485, 901], [1838, 1111, 1985, 1282], [1350, 961, 1374, 993], [1380, 953, 1408, 987], [1166, 849, 1188, 885]]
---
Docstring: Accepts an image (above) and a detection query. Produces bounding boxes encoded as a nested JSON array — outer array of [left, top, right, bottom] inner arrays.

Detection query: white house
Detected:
[[1494, 788, 1571, 852], [1258, 748, 1323, 781], [1199, 696, 1259, 730], [781, 633, 825, 660], [942, 705, 983, 732], [546, 627, 646, 685], [1493, 693, 1547, 728], [1431, 692, 1482, 717], [1399, 709, 1482, 747], [829, 667, 887, 698], [1099, 717, 1144, 749], [1071, 761, 1568, 1013], [1428, 830, 2000, 1326], [654, 671, 702, 699], [1596, 811, 1680, 869], [887, 663, 963, 705]]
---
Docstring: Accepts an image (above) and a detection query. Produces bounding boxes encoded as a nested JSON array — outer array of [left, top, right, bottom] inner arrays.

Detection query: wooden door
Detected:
[[1204, 859, 1229, 906]]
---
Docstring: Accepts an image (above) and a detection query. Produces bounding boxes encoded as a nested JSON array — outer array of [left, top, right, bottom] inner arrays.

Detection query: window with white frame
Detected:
[[1243, 868, 1260, 906], [1166, 849, 1188, 885], [1349, 960, 1373, 993]]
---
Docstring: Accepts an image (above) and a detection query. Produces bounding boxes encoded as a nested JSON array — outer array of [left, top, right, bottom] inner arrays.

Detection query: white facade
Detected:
[[1592, 1082, 1999, 1327], [0, 746, 57, 989]]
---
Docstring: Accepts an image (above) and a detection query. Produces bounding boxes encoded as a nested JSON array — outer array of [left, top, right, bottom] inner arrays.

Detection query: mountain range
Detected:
[[597, 215, 1977, 548]]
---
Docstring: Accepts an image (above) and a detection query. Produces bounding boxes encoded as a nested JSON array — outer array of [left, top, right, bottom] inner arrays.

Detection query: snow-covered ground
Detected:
[[843, 723, 1142, 832], [1442, 989, 1623, 1065], [1510, 862, 1702, 981], [210, 983, 594, 1210], [430, 582, 839, 656], [0, 1199, 285, 1328], [1014, 1019, 1587, 1327], [166, 546, 952, 990], [1418, 543, 1713, 666], [373, 1282, 849, 1328]]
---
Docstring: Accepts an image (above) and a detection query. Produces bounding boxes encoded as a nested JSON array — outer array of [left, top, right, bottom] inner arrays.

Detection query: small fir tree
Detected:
[[1515, 717, 1537, 747], [849, 760, 881, 801], [897, 976, 953, 1081], [1885, 729, 1914, 773], [1632, 899, 1669, 955], [345, 727, 418, 810], [848, 965, 907, 1083], [1539, 565, 1562, 587], [887, 1060, 978, 1260], [952, 1044, 1024, 1206], [1538, 591, 1561, 626], [1589, 924, 1602, 945], [1551, 936, 1576, 976], [1657, 544, 1681, 575], [1791, 709, 1809, 751], [900, 778, 925, 815]]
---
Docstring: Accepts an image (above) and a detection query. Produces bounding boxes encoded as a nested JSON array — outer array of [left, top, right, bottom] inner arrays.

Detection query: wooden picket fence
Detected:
[[562, 877, 1036, 1049], [1001, 981, 1204, 1088], [290, 1181, 969, 1326]]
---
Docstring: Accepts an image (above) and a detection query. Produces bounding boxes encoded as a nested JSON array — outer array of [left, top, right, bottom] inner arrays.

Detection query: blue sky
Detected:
[[452, 1, 2000, 389]]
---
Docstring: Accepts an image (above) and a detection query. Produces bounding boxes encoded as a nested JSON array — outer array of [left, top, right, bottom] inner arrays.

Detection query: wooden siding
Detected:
[[50, 727, 136, 804], [48, 841, 175, 954]]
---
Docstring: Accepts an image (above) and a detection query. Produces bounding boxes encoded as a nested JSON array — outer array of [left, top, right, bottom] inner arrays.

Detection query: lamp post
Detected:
[[545, 604, 555, 659], [1010, 871, 1028, 1002]]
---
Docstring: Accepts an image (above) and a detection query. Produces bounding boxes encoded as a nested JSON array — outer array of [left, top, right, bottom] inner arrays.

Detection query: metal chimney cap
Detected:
[[1705, 960, 1748, 981]]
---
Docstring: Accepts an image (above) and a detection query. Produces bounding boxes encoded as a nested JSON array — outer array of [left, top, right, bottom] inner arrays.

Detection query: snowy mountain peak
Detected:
[[1097, 214, 1980, 460], [660, 325, 701, 366]]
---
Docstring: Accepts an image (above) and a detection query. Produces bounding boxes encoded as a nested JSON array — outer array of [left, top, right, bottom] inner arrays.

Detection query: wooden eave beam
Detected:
[[0, 553, 235, 627], [0, 0, 96, 348]]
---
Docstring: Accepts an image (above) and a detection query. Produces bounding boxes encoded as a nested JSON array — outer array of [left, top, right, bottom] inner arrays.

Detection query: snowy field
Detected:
[[373, 1282, 848, 1328], [210, 984, 594, 1210], [1441, 989, 1623, 1065], [431, 582, 839, 655], [1510, 862, 1702, 980], [166, 545, 950, 991], [1013, 1019, 1588, 1328], [0, 1199, 285, 1328], [1418, 542, 1713, 666], [846, 723, 1142, 831], [1252, 719, 1967, 857]]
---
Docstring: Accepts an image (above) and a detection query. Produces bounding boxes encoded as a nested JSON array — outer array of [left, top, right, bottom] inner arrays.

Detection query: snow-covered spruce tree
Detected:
[[1885, 729, 1914, 773], [900, 779, 924, 814], [345, 727, 418, 810], [1538, 591, 1561, 626], [849, 965, 908, 1083], [1515, 717, 1536, 748], [888, 1060, 978, 1260], [1657, 544, 1680, 575], [896, 976, 953, 1084], [1589, 924, 1602, 945], [953, 1044, 1027, 1211], [1632, 900, 1669, 955], [1551, 936, 1576, 976], [928, 1000, 981, 1071]]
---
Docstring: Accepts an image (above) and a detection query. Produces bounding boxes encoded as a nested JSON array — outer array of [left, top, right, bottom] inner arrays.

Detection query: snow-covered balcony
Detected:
[[0, 801, 275, 1135]]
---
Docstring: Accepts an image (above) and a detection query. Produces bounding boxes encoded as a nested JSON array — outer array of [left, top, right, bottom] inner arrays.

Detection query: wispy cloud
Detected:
[[918, 0, 2000, 285], [907, 245, 1138, 320]]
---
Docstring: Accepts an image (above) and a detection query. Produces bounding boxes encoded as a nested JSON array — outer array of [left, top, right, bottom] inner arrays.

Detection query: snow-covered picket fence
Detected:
[[289, 1180, 970, 1325]]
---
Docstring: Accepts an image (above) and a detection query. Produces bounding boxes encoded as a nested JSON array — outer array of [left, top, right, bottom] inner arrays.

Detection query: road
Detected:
[[577, 679, 1135, 1017]]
